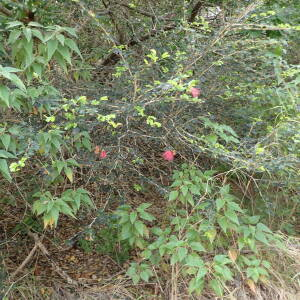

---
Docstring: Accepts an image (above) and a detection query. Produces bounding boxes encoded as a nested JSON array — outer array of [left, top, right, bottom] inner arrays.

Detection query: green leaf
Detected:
[[120, 223, 132, 240], [65, 38, 82, 58], [186, 193, 194, 206], [55, 160, 65, 173], [216, 198, 225, 211], [181, 185, 189, 196], [169, 190, 179, 201], [62, 27, 77, 37], [0, 85, 10, 107], [134, 220, 145, 236], [23, 38, 33, 57], [219, 184, 230, 195], [33, 200, 47, 215], [7, 74, 26, 91], [190, 242, 206, 252], [177, 247, 188, 262], [190, 184, 201, 195], [130, 211, 137, 224], [246, 267, 260, 282], [139, 211, 156, 221], [32, 63, 43, 77], [257, 267, 268, 276], [28, 22, 44, 27], [47, 39, 58, 61], [205, 228, 217, 243], [0, 134, 11, 150], [0, 150, 16, 158], [225, 209, 239, 225], [51, 137, 61, 151], [256, 223, 272, 233], [81, 194, 94, 208], [56, 34, 65, 45], [246, 215, 260, 225], [66, 158, 79, 167], [6, 21, 23, 29], [57, 46, 72, 65], [0, 159, 12, 181], [188, 277, 204, 294], [46, 201, 55, 213], [49, 206, 60, 227], [141, 249, 152, 259], [82, 137, 91, 151], [209, 279, 223, 297], [185, 253, 204, 267], [64, 167, 73, 183], [8, 30, 22, 44], [57, 200, 75, 217], [255, 230, 269, 245], [227, 201, 243, 212], [23, 28, 32, 42], [206, 134, 218, 144], [170, 253, 179, 265], [32, 29, 44, 42], [214, 255, 231, 265], [137, 203, 152, 211], [215, 265, 233, 280], [171, 180, 182, 187], [54, 52, 67, 73], [186, 267, 198, 276], [196, 267, 207, 279], [151, 227, 163, 235]]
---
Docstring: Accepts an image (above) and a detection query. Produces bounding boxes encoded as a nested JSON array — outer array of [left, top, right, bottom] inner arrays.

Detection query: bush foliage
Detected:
[[0, 0, 299, 299]]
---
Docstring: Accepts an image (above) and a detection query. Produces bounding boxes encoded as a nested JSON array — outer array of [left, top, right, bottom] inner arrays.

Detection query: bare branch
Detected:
[[27, 232, 80, 286], [10, 243, 38, 279]]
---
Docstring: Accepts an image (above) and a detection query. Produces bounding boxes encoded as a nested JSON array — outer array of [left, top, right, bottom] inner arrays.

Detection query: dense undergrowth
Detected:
[[0, 0, 299, 299]]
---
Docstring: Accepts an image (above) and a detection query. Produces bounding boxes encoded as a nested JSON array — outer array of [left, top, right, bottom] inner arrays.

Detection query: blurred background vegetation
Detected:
[[0, 0, 299, 299]]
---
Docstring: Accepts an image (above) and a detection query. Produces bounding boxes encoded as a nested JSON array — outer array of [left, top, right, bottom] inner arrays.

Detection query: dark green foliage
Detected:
[[0, 0, 299, 298]]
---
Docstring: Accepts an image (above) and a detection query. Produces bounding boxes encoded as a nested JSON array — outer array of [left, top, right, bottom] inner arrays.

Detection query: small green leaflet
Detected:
[[0, 159, 12, 181], [169, 190, 179, 201]]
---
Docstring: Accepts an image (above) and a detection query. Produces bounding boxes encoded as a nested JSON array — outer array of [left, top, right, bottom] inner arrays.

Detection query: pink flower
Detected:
[[100, 150, 107, 159], [189, 87, 201, 98], [162, 150, 175, 161]]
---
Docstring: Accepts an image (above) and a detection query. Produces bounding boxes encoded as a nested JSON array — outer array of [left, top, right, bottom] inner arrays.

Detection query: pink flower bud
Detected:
[[189, 87, 201, 98], [162, 150, 175, 161], [100, 150, 107, 159]]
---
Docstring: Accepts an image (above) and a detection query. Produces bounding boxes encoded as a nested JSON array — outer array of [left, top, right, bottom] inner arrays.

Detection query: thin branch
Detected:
[[10, 243, 38, 279], [27, 232, 80, 286]]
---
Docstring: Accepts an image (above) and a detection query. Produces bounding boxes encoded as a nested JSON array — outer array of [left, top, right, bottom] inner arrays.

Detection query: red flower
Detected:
[[189, 87, 201, 98], [100, 150, 107, 159], [162, 150, 175, 161]]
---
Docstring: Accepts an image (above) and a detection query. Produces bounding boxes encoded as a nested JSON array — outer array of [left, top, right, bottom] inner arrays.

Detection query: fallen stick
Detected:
[[27, 232, 79, 286], [10, 232, 79, 286], [10, 243, 38, 279]]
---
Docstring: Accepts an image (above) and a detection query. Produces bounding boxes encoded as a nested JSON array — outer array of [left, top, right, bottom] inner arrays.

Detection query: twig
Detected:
[[10, 243, 38, 279], [27, 232, 80, 286]]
